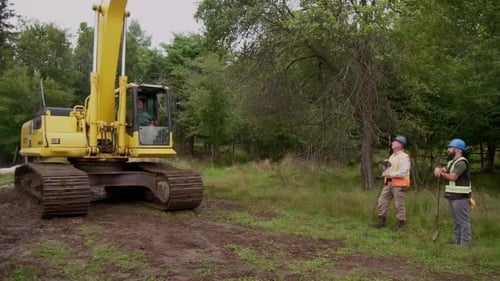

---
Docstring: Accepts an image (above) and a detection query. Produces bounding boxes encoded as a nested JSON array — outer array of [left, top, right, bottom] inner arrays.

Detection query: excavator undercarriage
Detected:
[[14, 161, 203, 218]]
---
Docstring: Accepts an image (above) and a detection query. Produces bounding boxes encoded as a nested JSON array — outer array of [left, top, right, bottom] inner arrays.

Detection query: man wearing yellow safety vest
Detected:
[[372, 135, 411, 231], [433, 138, 472, 246]]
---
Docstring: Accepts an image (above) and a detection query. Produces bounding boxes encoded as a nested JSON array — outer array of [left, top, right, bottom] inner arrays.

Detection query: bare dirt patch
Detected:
[[0, 186, 476, 281]]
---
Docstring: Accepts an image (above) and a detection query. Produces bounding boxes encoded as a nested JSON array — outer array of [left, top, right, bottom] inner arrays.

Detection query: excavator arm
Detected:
[[87, 0, 129, 154]]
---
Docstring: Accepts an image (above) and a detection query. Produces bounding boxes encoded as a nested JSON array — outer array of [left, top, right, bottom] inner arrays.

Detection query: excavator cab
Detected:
[[125, 84, 172, 146]]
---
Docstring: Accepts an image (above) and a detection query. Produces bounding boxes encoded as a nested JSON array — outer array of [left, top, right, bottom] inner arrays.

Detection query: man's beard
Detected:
[[447, 151, 456, 160]]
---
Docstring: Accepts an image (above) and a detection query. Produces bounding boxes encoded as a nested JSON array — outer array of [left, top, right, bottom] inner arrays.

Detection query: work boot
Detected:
[[371, 216, 386, 228], [393, 219, 405, 231]]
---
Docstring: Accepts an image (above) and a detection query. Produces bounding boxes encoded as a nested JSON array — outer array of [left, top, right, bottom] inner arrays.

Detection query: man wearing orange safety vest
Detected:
[[433, 138, 472, 246], [372, 135, 411, 231]]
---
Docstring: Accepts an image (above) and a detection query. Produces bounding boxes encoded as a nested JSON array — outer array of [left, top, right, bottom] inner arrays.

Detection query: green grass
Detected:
[[78, 224, 101, 247], [92, 244, 147, 271], [193, 261, 218, 279], [0, 174, 13, 186], [203, 159, 500, 278], [6, 223, 152, 281], [220, 277, 263, 281], [6, 267, 38, 281], [288, 257, 334, 277], [226, 244, 277, 272], [33, 239, 69, 260]]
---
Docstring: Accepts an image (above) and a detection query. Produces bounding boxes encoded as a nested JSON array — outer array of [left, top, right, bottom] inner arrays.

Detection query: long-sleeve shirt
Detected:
[[385, 150, 411, 179]]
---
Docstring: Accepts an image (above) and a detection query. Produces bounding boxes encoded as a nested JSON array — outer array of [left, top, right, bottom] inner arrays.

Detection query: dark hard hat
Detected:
[[393, 135, 407, 147]]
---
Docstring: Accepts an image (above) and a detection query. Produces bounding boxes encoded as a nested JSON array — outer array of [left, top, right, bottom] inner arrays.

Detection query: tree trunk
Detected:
[[356, 38, 378, 190], [483, 141, 496, 173], [360, 124, 375, 189], [479, 141, 484, 171], [188, 136, 195, 157]]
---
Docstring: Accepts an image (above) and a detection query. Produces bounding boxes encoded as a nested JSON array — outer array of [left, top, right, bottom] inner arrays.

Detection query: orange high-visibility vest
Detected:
[[384, 152, 411, 187]]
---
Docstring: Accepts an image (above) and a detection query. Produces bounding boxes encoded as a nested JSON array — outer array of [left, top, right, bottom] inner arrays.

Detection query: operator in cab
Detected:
[[137, 98, 157, 126]]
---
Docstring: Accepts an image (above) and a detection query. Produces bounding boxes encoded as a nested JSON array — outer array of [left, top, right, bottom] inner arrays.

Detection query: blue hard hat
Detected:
[[447, 138, 466, 152], [393, 135, 407, 147]]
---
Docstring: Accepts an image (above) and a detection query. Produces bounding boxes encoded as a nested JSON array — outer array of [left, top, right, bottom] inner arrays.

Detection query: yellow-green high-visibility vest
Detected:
[[444, 157, 472, 194]]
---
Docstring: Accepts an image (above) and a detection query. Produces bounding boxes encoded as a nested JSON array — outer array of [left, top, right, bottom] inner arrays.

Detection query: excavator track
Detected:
[[138, 163, 204, 211], [14, 163, 92, 218]]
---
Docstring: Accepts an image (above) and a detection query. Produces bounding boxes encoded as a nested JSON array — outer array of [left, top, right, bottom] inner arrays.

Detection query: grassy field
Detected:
[[1, 157, 499, 280], [201, 157, 500, 277]]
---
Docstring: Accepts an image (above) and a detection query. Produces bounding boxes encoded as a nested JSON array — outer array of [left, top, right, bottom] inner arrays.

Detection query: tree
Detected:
[[394, 0, 500, 175], [160, 33, 204, 86], [176, 53, 233, 159], [72, 22, 93, 103], [0, 66, 32, 162], [0, 0, 15, 72], [124, 20, 153, 82], [160, 34, 206, 154], [0, 66, 74, 162], [14, 22, 78, 92], [197, 0, 402, 187]]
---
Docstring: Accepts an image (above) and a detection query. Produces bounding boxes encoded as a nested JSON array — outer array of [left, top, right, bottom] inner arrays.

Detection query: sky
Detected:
[[10, 0, 203, 47]]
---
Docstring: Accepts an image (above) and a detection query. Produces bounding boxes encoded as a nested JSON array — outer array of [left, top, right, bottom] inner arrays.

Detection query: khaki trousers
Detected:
[[377, 182, 407, 221]]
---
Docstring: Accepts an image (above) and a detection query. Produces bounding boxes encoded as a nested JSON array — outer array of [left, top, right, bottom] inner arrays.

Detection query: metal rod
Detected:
[[92, 5, 100, 72], [121, 16, 127, 76]]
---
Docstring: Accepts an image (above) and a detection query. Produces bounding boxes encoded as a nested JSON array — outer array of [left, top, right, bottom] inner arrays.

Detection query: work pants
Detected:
[[377, 182, 407, 221], [448, 198, 472, 245]]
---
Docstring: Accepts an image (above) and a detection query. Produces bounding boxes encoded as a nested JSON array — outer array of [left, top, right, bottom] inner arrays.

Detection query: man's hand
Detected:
[[433, 167, 441, 178]]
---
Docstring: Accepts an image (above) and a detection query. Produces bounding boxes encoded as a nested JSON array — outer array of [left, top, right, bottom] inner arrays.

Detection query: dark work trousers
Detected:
[[377, 182, 407, 221], [448, 198, 472, 245]]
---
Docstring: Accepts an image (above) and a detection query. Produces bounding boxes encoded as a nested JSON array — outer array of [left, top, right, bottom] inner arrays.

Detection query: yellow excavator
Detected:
[[14, 0, 203, 218]]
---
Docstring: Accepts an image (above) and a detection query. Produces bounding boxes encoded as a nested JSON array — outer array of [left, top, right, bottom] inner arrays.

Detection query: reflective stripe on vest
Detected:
[[444, 157, 471, 194], [384, 152, 411, 187]]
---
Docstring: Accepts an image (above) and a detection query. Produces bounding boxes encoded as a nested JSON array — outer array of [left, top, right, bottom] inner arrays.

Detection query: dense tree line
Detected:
[[0, 0, 498, 188]]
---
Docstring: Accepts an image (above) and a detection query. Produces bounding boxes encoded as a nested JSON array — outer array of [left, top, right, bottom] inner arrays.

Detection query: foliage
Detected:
[[0, 0, 498, 177], [0, 0, 15, 45], [160, 33, 205, 92], [393, 0, 500, 164], [0, 65, 75, 162], [196, 0, 411, 188], [194, 0, 498, 174], [160, 34, 208, 153], [72, 22, 93, 103], [14, 22, 77, 89], [124, 20, 153, 82], [176, 52, 235, 158], [161, 34, 204, 72], [0, 0, 15, 71]]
